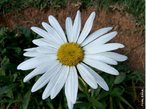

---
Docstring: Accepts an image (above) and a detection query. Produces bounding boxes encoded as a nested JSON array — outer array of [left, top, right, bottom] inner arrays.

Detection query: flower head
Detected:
[[17, 10, 128, 109]]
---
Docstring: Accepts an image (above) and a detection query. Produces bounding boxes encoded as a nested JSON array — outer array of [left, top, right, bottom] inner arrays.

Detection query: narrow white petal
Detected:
[[83, 58, 119, 75], [42, 65, 63, 100], [42, 84, 51, 100], [81, 63, 109, 91], [23, 51, 40, 57], [31, 27, 50, 39], [84, 32, 117, 48], [67, 98, 74, 109], [94, 31, 117, 44], [36, 46, 57, 54], [65, 17, 73, 42], [84, 43, 124, 54], [23, 64, 49, 82], [98, 52, 128, 62], [81, 27, 113, 46], [24, 47, 36, 52], [31, 27, 60, 45], [31, 61, 61, 92], [48, 16, 67, 42], [33, 38, 49, 46], [24, 47, 57, 56], [50, 66, 69, 99], [77, 12, 96, 44], [65, 67, 78, 103], [17, 58, 47, 70], [46, 54, 57, 60], [42, 22, 64, 44], [32, 38, 59, 49], [23, 51, 57, 58], [85, 54, 118, 65], [77, 63, 97, 89], [71, 10, 81, 42]]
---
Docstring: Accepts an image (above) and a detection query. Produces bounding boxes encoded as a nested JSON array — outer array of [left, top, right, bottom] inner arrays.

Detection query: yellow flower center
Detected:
[[57, 43, 84, 66]]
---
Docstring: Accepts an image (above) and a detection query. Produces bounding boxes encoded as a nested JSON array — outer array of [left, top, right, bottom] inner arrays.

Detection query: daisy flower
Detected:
[[17, 10, 128, 109]]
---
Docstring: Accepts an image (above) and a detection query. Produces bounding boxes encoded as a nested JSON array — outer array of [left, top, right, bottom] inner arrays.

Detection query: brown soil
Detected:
[[0, 4, 144, 71]]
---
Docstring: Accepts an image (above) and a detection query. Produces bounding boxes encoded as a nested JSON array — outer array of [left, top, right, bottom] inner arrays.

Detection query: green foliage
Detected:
[[28, 0, 67, 9], [0, 27, 144, 109], [0, 0, 67, 15], [0, 0, 25, 14], [114, 0, 144, 25]]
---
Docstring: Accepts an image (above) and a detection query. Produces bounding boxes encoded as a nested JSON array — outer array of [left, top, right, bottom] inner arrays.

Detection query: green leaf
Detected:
[[46, 99, 54, 109], [12, 73, 18, 82], [93, 101, 105, 109], [78, 77, 88, 93], [97, 91, 109, 100], [6, 100, 19, 109], [119, 102, 125, 109], [75, 102, 90, 109], [87, 96, 105, 109], [114, 73, 126, 84], [1, 56, 10, 70], [118, 96, 134, 109], [58, 100, 62, 109], [0, 85, 14, 96], [0, 68, 5, 76], [21, 91, 31, 109], [109, 96, 113, 109], [110, 87, 124, 97], [0, 75, 10, 82]]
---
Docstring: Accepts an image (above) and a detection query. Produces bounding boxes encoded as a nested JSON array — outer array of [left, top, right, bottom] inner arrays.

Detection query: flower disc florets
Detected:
[[57, 42, 84, 66]]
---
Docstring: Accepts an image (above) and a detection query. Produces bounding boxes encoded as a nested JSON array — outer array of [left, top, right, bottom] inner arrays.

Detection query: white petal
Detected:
[[17, 58, 47, 70], [32, 38, 59, 49], [48, 16, 67, 42], [98, 52, 128, 62], [24, 47, 36, 52], [77, 12, 96, 44], [77, 63, 97, 89], [83, 58, 119, 75], [65, 17, 73, 42], [84, 43, 124, 54], [66, 98, 74, 109], [85, 54, 117, 65], [46, 54, 57, 60], [81, 63, 109, 91], [94, 31, 117, 44], [42, 22, 64, 44], [23, 64, 49, 82], [31, 61, 61, 92], [81, 27, 113, 46], [42, 66, 62, 99], [33, 38, 49, 46], [65, 67, 78, 103], [50, 66, 70, 99], [36, 46, 57, 54], [23, 51, 57, 58], [31, 27, 54, 42], [84, 32, 117, 48], [23, 51, 40, 57], [71, 10, 81, 42], [31, 27, 60, 44]]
